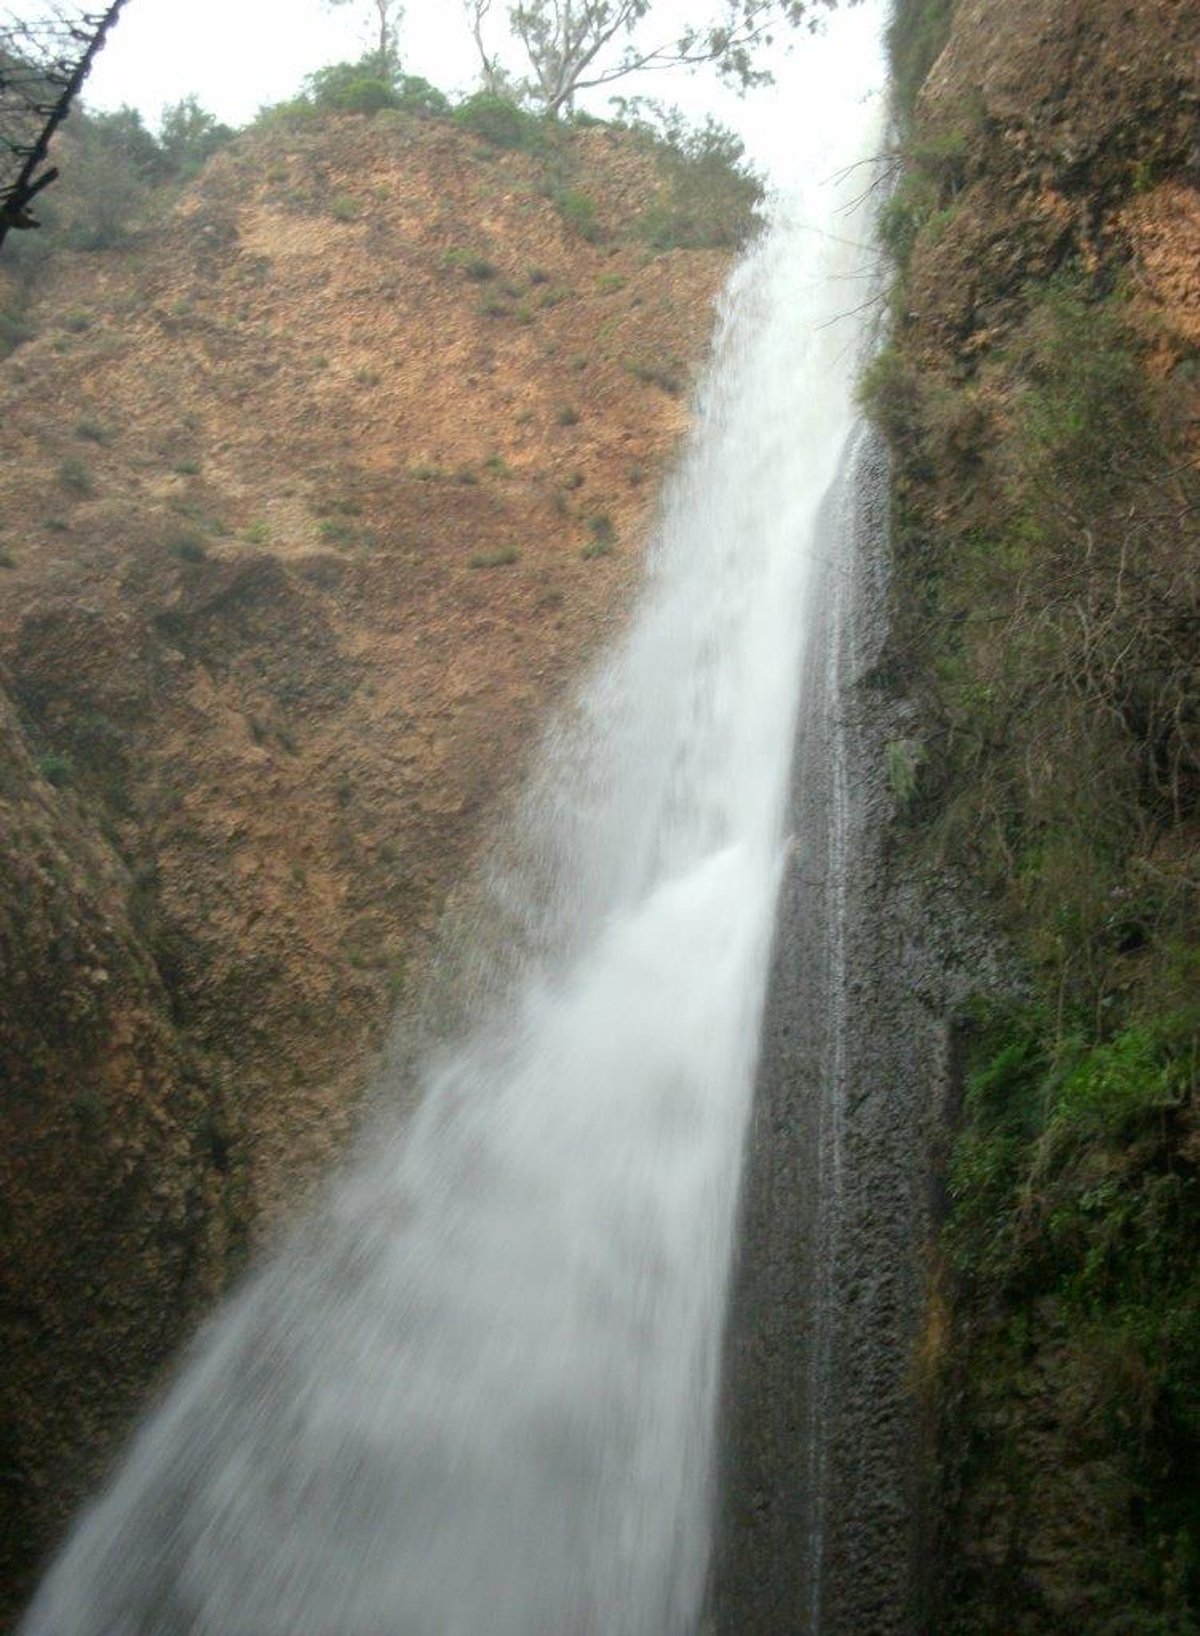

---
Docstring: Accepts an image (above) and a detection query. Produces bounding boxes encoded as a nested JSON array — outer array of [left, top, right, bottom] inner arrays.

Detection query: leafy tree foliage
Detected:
[[1, 92, 233, 276], [634, 112, 763, 247], [450, 89, 546, 149], [158, 96, 235, 179], [463, 0, 850, 115], [301, 55, 449, 117]]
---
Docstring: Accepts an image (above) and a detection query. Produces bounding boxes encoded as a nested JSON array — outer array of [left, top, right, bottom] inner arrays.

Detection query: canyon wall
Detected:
[[871, 0, 1200, 1627]]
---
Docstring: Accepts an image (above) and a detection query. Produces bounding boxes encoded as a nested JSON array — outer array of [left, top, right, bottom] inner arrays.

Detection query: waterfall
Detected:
[[21, 17, 883, 1635]]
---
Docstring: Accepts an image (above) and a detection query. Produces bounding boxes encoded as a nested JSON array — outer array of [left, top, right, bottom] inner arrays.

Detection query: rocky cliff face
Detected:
[[0, 111, 733, 1618], [875, 0, 1200, 1628]]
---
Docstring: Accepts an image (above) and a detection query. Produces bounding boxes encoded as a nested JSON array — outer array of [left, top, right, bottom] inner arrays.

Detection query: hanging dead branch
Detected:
[[0, 1, 128, 250]]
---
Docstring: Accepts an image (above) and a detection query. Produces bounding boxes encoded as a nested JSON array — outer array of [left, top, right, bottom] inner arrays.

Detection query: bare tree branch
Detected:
[[323, 0, 405, 72], [0, 1, 129, 249], [466, 0, 849, 116]]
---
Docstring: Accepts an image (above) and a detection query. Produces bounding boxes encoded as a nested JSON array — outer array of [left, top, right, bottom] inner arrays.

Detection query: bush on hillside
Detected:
[[158, 96, 235, 177], [2, 92, 234, 278], [278, 58, 450, 120], [632, 113, 764, 250], [452, 92, 546, 152], [305, 59, 398, 114]]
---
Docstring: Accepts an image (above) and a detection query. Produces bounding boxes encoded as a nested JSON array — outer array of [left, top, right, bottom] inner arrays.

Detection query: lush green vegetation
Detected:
[[885, 0, 958, 119], [871, 1, 1200, 1627], [942, 1000, 1200, 1629]]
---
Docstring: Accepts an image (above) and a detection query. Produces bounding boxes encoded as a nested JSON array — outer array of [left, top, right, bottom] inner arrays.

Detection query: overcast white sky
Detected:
[[84, 0, 478, 129], [67, 0, 884, 180]]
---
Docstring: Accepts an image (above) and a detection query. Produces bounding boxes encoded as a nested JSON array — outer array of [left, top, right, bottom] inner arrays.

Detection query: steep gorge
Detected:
[[3, 0, 1200, 1625]]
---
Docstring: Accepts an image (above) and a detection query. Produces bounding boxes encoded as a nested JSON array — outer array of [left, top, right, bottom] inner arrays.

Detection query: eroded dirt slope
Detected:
[[0, 112, 732, 1616]]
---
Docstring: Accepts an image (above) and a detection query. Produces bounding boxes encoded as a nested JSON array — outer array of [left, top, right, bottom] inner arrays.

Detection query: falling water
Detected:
[[21, 19, 883, 1636]]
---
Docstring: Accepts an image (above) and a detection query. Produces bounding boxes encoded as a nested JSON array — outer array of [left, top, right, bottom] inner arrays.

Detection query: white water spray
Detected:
[[21, 18, 883, 1634]]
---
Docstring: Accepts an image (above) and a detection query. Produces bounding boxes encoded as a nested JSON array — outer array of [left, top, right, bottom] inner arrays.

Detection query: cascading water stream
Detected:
[[21, 17, 883, 1633]]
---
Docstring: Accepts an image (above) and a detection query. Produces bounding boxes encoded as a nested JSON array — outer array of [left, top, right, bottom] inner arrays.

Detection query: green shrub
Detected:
[[304, 60, 398, 114], [36, 751, 73, 788], [1048, 1020, 1194, 1149], [253, 98, 315, 130], [0, 310, 34, 355], [1014, 280, 1149, 494], [468, 545, 519, 568], [624, 356, 683, 395], [581, 514, 617, 559], [158, 95, 235, 178], [318, 518, 374, 547], [912, 127, 971, 189], [57, 456, 93, 497], [452, 92, 545, 152], [443, 248, 498, 281], [19, 95, 212, 254], [393, 76, 450, 118], [857, 345, 923, 445], [56, 106, 159, 250], [877, 172, 939, 266], [276, 58, 448, 122], [945, 1002, 1200, 1515], [885, 737, 926, 806], [636, 116, 763, 250], [167, 531, 207, 562], [886, 0, 959, 119], [555, 188, 599, 241]]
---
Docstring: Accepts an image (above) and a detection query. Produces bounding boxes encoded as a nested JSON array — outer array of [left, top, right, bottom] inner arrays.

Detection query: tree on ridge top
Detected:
[[462, 0, 852, 116], [323, 0, 407, 78]]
